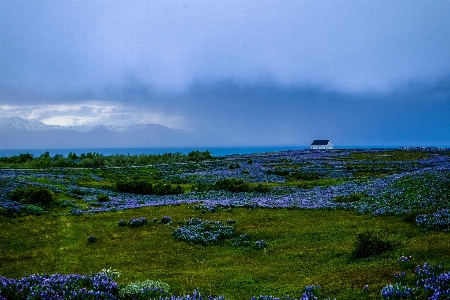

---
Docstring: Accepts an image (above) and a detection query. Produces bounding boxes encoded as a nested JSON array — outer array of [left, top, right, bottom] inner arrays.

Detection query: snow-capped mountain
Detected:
[[0, 116, 62, 131], [0, 117, 201, 149], [0, 117, 121, 132]]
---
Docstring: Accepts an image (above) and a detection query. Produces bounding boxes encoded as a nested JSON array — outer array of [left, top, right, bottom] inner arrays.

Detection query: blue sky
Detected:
[[1, 1, 449, 147]]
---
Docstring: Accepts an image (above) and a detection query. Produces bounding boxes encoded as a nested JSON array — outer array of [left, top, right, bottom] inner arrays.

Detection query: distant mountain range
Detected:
[[0, 117, 204, 149]]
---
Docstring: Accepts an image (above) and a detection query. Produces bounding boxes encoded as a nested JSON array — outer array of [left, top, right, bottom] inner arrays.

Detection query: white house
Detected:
[[311, 140, 333, 150]]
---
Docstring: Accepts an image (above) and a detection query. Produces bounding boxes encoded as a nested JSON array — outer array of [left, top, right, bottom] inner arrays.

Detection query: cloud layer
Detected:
[[1, 1, 450, 147]]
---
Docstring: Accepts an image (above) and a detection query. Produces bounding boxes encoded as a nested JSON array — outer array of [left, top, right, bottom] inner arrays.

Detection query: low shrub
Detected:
[[97, 194, 110, 202], [228, 162, 242, 169], [351, 230, 394, 259], [153, 182, 184, 196], [118, 219, 128, 227], [191, 182, 212, 192], [160, 215, 172, 224], [10, 186, 55, 206], [214, 178, 249, 192], [88, 235, 97, 243], [286, 171, 321, 181], [25, 204, 46, 216], [118, 217, 149, 228], [116, 179, 183, 196], [253, 183, 270, 193]]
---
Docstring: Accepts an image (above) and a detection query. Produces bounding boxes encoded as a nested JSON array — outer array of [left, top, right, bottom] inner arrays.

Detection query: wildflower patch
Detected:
[[172, 218, 238, 245]]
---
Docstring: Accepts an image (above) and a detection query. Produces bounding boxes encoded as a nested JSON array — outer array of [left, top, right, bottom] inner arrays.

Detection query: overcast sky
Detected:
[[1, 1, 449, 147]]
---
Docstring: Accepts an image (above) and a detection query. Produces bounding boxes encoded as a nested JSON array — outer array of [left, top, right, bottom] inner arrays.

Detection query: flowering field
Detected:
[[1, 148, 450, 299], [1, 149, 449, 226]]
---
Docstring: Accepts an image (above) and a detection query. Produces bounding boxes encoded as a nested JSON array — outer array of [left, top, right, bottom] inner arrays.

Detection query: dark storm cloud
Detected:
[[1, 1, 449, 146]]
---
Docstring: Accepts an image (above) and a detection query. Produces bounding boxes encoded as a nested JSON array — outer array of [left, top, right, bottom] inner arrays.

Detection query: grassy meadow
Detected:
[[1, 148, 450, 299]]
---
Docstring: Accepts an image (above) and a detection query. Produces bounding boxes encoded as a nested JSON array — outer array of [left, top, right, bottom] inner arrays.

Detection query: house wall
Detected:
[[311, 142, 333, 149]]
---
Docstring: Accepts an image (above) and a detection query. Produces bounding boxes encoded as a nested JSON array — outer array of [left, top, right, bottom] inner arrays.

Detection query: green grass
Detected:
[[1, 205, 449, 299], [293, 178, 349, 189], [349, 150, 430, 162]]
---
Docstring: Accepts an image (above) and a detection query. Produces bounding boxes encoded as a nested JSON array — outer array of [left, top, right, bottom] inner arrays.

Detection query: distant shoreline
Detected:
[[1, 145, 447, 158]]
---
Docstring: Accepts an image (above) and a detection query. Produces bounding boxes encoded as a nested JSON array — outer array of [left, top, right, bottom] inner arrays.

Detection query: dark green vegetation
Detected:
[[0, 150, 213, 168], [351, 230, 395, 259], [10, 185, 55, 206], [116, 179, 184, 196], [1, 206, 450, 299], [1, 148, 450, 299]]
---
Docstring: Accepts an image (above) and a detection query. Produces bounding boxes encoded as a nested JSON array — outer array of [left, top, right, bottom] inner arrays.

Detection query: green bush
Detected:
[[187, 150, 212, 161], [116, 179, 183, 196], [351, 230, 394, 259], [25, 204, 46, 216], [152, 182, 184, 196], [160, 216, 172, 224], [286, 171, 321, 181], [10, 186, 55, 206], [116, 179, 154, 194], [253, 183, 270, 193], [191, 182, 214, 192], [97, 194, 110, 202], [214, 178, 250, 193]]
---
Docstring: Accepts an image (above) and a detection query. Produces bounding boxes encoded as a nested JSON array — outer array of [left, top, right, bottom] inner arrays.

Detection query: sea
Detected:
[[0, 145, 404, 158]]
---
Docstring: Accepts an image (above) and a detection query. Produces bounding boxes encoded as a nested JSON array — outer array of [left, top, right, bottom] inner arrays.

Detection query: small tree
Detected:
[[10, 186, 55, 206], [351, 230, 394, 259], [97, 194, 110, 202]]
